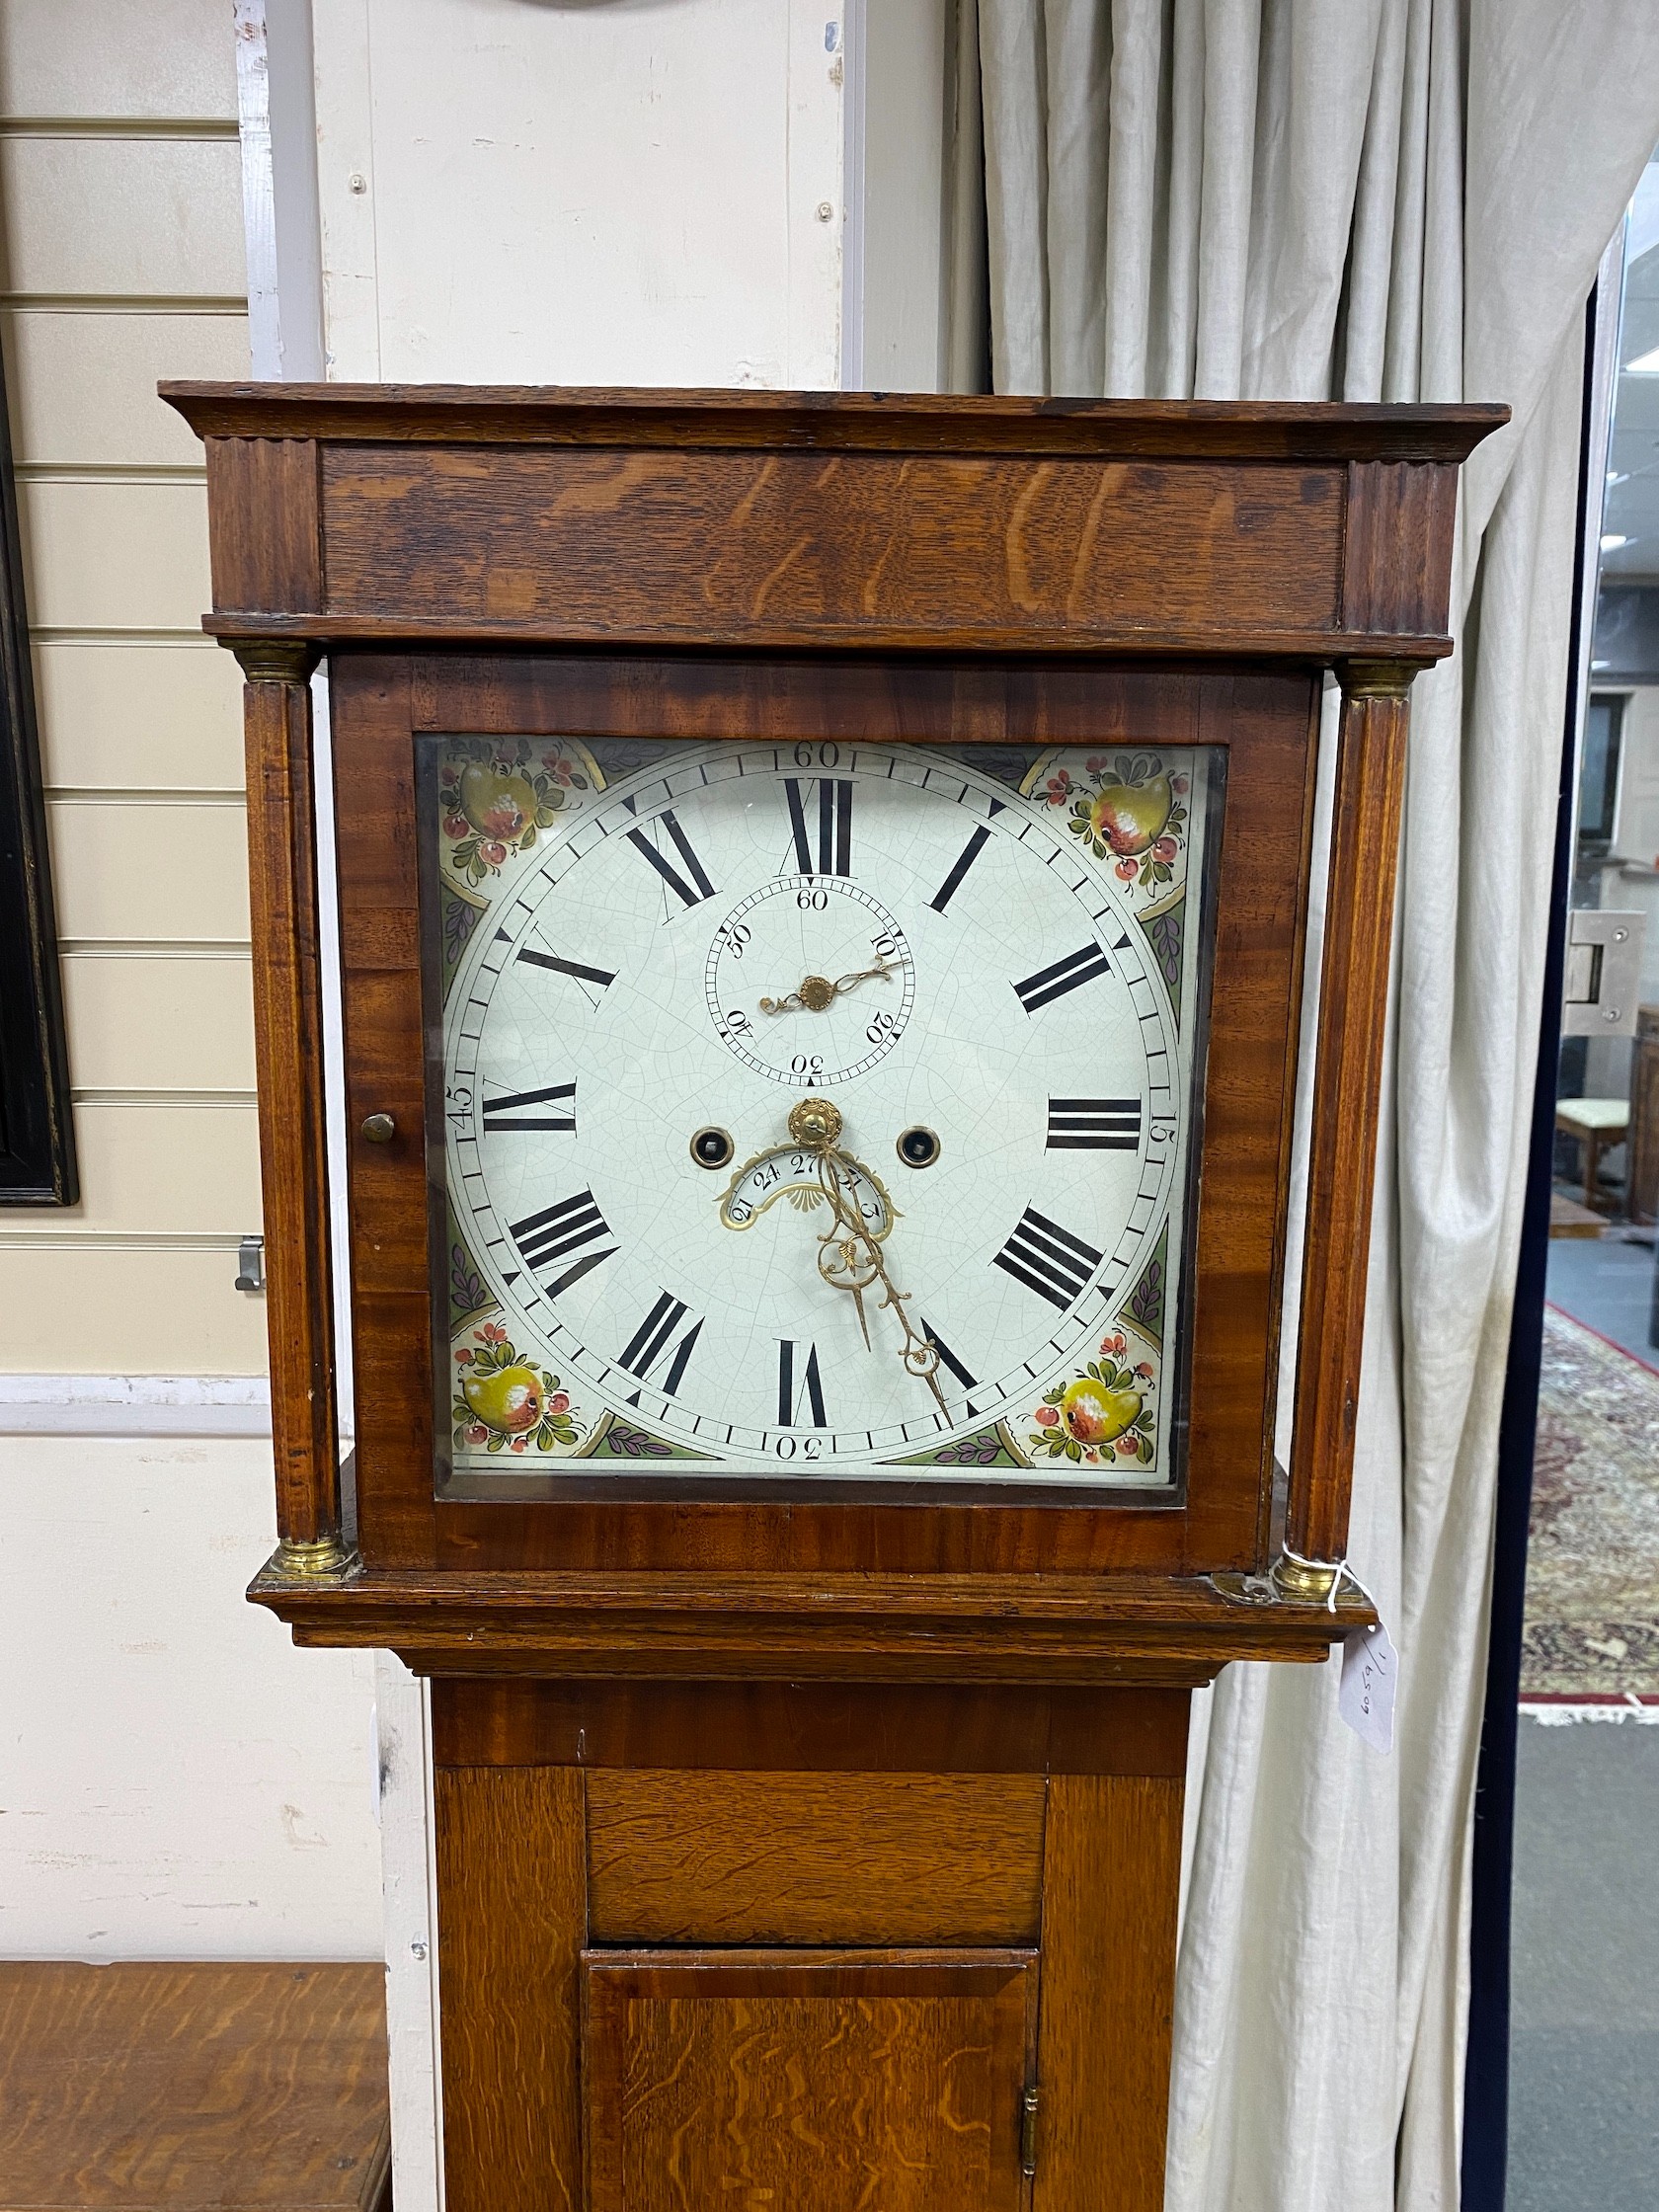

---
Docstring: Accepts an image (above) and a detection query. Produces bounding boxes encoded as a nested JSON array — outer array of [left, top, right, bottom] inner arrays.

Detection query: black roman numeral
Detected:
[[510, 1189, 617, 1299], [920, 1318, 979, 1412], [991, 1208, 1104, 1311], [482, 1081, 578, 1134], [777, 1338, 828, 1427], [784, 778, 853, 877], [1046, 1097, 1142, 1151], [929, 825, 992, 913], [626, 809, 717, 908], [1012, 942, 1112, 1014], [617, 1291, 704, 1400], [513, 941, 616, 990], [928, 1318, 982, 1424]]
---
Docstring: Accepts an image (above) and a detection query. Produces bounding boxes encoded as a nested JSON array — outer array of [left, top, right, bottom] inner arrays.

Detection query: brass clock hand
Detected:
[[758, 953, 907, 1016], [784, 1099, 947, 1417]]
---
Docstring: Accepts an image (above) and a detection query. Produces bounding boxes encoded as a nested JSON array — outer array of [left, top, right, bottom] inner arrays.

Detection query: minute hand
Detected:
[[784, 1098, 946, 1416]]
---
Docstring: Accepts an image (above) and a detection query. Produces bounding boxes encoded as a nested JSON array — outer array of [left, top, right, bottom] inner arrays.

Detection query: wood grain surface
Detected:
[[434, 1764, 585, 2212], [238, 652, 340, 1550], [586, 1771, 1046, 1944], [430, 1679, 1192, 1775], [1339, 461, 1459, 637], [1034, 1776, 1185, 2212], [582, 1948, 1038, 2212], [1286, 671, 1413, 1564], [256, 1562, 1372, 1679], [0, 1961, 389, 2211], [327, 654, 433, 1571], [315, 444, 1343, 651], [206, 437, 321, 615]]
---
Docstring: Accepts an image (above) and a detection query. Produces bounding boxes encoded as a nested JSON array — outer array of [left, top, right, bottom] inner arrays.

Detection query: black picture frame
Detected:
[[0, 326, 76, 1204]]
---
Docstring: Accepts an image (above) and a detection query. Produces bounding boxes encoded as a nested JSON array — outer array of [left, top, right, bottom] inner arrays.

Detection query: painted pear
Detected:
[[1060, 1374, 1142, 1447], [1087, 775, 1173, 855], [462, 1364, 543, 1434], [459, 761, 537, 841]]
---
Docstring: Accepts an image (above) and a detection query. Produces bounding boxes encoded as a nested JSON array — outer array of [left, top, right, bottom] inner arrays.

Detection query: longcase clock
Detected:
[[166, 382, 1501, 2212]]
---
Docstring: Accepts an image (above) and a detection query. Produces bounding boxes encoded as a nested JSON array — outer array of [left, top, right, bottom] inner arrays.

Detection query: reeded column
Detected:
[[232, 638, 351, 1578], [1276, 659, 1420, 1600]]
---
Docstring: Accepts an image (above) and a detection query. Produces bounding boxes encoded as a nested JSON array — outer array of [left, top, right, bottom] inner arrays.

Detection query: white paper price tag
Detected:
[[1339, 1617, 1397, 1754]]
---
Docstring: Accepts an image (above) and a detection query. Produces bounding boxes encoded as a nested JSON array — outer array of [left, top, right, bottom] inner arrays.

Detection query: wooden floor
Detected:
[[0, 1962, 391, 2211], [1549, 1190, 1607, 1239]]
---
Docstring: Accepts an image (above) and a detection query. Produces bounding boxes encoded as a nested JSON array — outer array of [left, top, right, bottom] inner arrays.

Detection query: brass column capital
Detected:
[[229, 638, 322, 684], [1336, 657, 1422, 700]]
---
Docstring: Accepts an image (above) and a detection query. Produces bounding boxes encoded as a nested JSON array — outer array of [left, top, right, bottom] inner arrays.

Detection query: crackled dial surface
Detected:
[[430, 737, 1220, 1488]]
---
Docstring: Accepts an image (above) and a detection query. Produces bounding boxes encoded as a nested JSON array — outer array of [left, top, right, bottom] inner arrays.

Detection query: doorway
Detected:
[[1506, 153, 1659, 2212]]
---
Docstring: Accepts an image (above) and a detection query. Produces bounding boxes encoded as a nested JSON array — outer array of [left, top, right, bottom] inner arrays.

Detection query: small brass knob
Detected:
[[360, 1112, 396, 1145]]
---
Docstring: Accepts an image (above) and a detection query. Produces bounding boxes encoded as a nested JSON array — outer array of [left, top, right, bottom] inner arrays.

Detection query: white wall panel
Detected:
[[63, 954, 256, 1093], [47, 798, 249, 942], [5, 309, 247, 467], [21, 478, 213, 632], [863, 0, 950, 391], [0, 1250, 269, 1374], [0, 139, 246, 298], [314, 0, 843, 386], [35, 640, 243, 792], [3, 1102, 260, 1239], [0, 0, 238, 121], [0, 1438, 380, 1958]]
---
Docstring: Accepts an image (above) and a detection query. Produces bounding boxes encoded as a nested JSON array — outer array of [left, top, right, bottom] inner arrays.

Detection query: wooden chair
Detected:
[[1555, 1095, 1630, 1215]]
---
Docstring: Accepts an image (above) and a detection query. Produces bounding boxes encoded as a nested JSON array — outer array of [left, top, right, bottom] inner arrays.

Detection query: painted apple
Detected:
[[1059, 1374, 1142, 1447], [461, 1364, 544, 1434], [458, 762, 537, 841], [1085, 775, 1174, 856]]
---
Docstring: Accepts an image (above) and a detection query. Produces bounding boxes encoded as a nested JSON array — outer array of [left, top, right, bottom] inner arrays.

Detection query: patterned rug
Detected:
[[1523, 1305, 1659, 1698]]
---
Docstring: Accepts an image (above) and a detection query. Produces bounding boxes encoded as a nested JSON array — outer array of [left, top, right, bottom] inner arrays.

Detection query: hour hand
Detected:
[[759, 953, 907, 1016]]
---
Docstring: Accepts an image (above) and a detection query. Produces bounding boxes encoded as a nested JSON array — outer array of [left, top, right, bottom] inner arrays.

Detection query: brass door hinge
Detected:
[[1021, 2085, 1040, 2178]]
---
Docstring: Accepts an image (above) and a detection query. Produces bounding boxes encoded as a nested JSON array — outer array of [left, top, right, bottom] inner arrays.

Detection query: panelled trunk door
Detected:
[[581, 1947, 1038, 2212]]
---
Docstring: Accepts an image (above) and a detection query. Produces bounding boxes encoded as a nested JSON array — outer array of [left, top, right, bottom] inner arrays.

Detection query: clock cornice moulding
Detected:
[[161, 380, 1508, 465]]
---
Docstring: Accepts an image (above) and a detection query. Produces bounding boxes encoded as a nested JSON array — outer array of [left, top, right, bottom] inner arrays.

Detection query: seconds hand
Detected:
[[784, 1098, 947, 1417], [758, 953, 907, 1017]]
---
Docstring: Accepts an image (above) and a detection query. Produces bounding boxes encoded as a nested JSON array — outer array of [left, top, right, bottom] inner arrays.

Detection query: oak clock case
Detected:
[[422, 733, 1224, 1501]]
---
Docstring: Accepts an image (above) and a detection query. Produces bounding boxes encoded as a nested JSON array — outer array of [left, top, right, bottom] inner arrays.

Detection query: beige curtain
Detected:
[[968, 3, 1659, 2204]]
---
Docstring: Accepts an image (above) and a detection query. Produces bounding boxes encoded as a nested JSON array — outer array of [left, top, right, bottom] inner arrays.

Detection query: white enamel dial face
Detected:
[[434, 739, 1216, 1486]]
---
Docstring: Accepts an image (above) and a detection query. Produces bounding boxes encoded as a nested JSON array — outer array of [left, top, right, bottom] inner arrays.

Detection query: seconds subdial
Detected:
[[705, 877, 915, 1087]]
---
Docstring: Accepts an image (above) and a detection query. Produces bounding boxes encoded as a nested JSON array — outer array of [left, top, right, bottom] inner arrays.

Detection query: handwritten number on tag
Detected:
[[1339, 1618, 1397, 1754]]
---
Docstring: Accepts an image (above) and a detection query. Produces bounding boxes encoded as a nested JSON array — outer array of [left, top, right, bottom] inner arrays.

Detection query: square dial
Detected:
[[422, 738, 1223, 1492]]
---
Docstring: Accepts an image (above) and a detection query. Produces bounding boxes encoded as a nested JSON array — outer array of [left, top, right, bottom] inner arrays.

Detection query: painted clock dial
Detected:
[[427, 737, 1222, 1489]]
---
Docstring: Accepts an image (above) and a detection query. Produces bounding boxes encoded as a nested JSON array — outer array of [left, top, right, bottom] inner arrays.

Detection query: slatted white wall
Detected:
[[0, 0, 263, 1366], [0, 0, 381, 1963]]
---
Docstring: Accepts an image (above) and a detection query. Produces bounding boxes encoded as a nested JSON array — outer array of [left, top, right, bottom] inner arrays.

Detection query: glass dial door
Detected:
[[422, 737, 1223, 1493]]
